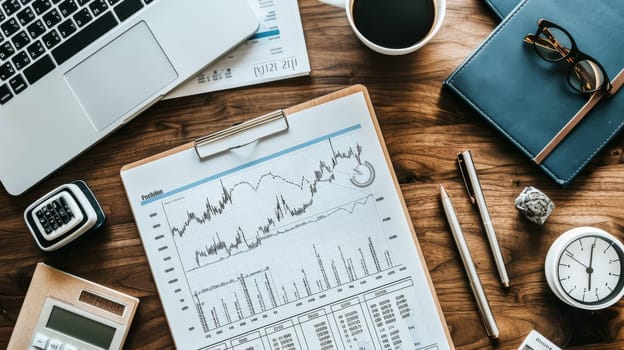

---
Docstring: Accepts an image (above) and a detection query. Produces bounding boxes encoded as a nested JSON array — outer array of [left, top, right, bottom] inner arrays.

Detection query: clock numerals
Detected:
[[558, 235, 622, 304]]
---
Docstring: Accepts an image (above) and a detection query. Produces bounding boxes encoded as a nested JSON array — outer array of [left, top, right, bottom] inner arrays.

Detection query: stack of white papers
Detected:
[[166, 0, 310, 99]]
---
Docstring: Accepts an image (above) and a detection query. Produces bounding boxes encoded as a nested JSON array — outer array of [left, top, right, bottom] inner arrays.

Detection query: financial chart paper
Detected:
[[121, 91, 452, 350]]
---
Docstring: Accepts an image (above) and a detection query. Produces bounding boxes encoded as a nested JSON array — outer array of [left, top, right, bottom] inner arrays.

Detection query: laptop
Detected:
[[0, 0, 259, 195]]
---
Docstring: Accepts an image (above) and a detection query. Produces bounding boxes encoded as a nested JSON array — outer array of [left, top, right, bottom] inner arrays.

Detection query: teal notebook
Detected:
[[444, 0, 624, 186], [483, 0, 519, 19]]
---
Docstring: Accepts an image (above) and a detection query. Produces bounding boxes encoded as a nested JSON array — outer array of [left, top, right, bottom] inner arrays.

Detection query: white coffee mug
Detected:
[[318, 0, 446, 55]]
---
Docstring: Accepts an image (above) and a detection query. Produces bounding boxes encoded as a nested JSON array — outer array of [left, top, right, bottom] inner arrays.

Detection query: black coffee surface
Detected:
[[353, 0, 435, 49]]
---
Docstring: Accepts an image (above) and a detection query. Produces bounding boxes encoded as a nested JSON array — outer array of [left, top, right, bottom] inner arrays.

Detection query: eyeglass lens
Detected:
[[535, 25, 605, 93], [535, 27, 572, 61], [569, 60, 605, 93]]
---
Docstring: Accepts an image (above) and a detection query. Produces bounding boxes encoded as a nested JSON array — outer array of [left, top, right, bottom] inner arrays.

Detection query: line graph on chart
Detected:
[[158, 129, 395, 334]]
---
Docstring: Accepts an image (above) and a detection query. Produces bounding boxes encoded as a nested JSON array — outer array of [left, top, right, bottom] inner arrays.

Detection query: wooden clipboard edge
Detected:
[[282, 84, 365, 115], [119, 84, 454, 347], [121, 142, 194, 173]]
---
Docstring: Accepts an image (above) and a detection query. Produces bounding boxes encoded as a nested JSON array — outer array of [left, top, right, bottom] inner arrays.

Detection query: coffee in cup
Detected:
[[318, 0, 446, 55], [353, 0, 435, 50]]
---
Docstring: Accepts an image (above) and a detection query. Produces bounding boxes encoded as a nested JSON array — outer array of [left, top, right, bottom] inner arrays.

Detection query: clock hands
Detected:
[[587, 241, 596, 292], [565, 250, 588, 269], [564, 240, 597, 293]]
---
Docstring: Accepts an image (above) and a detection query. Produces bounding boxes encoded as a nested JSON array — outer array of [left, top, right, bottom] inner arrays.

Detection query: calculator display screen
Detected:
[[46, 306, 115, 349]]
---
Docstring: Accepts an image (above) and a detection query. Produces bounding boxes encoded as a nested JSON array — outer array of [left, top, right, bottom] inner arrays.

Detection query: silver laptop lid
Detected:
[[0, 0, 258, 195]]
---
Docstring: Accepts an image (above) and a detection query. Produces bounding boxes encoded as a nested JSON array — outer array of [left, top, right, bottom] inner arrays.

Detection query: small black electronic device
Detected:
[[24, 181, 105, 251]]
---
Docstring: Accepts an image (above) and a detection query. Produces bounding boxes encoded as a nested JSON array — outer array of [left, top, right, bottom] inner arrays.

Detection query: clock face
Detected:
[[557, 235, 624, 304]]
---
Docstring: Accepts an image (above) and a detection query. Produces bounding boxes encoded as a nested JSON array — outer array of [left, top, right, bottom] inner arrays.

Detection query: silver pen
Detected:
[[457, 150, 510, 287], [440, 185, 500, 339]]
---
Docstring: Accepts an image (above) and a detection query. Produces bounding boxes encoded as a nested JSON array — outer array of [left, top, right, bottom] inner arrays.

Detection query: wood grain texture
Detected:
[[2, 0, 624, 349]]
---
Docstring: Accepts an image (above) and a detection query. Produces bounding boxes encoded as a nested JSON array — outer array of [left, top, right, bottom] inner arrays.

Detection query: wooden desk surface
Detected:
[[2, 0, 624, 349]]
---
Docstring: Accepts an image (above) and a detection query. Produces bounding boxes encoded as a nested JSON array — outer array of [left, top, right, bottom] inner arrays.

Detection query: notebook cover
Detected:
[[483, 0, 520, 19], [444, 0, 624, 186]]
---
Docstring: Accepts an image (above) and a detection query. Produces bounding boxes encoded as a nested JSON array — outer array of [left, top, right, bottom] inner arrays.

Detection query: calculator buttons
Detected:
[[46, 338, 63, 350], [31, 332, 49, 349], [35, 195, 76, 235], [24, 181, 105, 251], [33, 191, 84, 241], [31, 333, 80, 350]]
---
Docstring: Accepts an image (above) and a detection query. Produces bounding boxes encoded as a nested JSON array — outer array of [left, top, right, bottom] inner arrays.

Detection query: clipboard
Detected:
[[121, 85, 454, 350]]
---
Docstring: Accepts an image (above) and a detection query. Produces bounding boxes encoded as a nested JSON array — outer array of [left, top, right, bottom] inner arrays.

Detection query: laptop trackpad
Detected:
[[65, 21, 178, 131]]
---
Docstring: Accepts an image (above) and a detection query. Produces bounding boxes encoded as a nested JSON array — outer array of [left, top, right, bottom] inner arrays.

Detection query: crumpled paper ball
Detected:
[[515, 186, 555, 225]]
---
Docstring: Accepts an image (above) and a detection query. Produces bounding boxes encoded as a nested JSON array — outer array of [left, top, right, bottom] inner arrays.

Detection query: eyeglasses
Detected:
[[524, 19, 611, 94]]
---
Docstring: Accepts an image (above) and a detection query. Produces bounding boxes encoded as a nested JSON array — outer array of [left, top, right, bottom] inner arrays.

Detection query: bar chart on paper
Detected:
[[121, 91, 452, 350]]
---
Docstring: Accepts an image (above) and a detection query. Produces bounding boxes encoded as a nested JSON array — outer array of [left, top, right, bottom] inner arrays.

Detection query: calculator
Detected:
[[24, 181, 105, 251], [7, 263, 139, 350]]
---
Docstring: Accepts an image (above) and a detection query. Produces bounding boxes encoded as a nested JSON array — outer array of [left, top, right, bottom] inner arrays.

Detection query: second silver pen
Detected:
[[458, 150, 510, 287], [440, 184, 500, 339]]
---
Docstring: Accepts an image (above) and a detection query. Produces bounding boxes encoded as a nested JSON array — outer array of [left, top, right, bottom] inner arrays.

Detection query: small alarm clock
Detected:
[[545, 227, 624, 310]]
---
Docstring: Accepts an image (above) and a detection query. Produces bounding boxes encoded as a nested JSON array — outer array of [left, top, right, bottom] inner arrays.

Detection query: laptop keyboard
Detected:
[[0, 0, 155, 105]]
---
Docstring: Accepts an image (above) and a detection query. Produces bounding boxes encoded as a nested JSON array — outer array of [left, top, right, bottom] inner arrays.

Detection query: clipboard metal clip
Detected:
[[194, 110, 288, 159]]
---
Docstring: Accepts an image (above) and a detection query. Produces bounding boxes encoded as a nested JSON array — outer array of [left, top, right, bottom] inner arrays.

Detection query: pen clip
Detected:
[[457, 152, 476, 205]]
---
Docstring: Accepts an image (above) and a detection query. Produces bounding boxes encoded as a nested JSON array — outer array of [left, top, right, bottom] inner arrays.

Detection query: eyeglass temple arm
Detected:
[[533, 68, 624, 164]]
